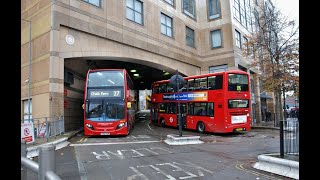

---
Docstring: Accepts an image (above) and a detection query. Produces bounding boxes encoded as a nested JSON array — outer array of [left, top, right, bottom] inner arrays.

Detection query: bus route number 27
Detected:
[[113, 91, 120, 97]]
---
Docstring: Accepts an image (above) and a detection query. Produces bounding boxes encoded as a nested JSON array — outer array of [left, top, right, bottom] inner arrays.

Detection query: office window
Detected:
[[183, 0, 195, 18], [210, 29, 222, 48], [208, 0, 220, 19], [83, 0, 101, 7], [235, 30, 241, 48], [163, 0, 174, 6], [209, 64, 228, 73], [243, 36, 248, 51], [126, 0, 143, 25], [161, 13, 173, 37], [186, 26, 195, 48]]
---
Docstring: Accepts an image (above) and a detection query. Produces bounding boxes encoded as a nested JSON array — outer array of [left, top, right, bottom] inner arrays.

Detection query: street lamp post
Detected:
[[22, 19, 32, 123]]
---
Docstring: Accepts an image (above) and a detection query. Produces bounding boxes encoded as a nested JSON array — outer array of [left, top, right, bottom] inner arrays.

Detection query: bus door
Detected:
[[151, 103, 158, 124], [178, 103, 187, 128]]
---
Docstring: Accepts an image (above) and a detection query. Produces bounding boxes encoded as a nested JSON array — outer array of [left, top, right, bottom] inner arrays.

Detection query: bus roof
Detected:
[[88, 69, 127, 73], [152, 70, 248, 85]]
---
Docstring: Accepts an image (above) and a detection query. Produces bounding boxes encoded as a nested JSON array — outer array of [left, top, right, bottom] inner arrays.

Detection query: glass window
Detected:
[[166, 103, 177, 114], [87, 100, 125, 121], [88, 71, 124, 87], [243, 36, 248, 52], [83, 0, 101, 7], [235, 30, 241, 48], [163, 0, 174, 6], [166, 83, 175, 92], [208, 102, 214, 116], [209, 64, 228, 73], [183, 0, 195, 18], [186, 26, 195, 48], [228, 99, 249, 108], [161, 13, 173, 37], [159, 84, 166, 93], [208, 75, 223, 90], [211, 29, 222, 48], [126, 0, 143, 25], [188, 79, 195, 91], [208, 0, 220, 19], [159, 103, 166, 112], [194, 103, 207, 116], [194, 78, 200, 90], [188, 103, 194, 115], [200, 77, 208, 89], [228, 74, 249, 91], [180, 82, 188, 92]]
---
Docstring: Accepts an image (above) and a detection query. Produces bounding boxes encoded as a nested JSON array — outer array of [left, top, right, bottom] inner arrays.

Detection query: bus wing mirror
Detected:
[[127, 102, 132, 109]]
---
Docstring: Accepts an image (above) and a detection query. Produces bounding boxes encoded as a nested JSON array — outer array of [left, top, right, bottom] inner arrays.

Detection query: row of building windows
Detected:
[[83, 0, 221, 20], [82, 0, 253, 49]]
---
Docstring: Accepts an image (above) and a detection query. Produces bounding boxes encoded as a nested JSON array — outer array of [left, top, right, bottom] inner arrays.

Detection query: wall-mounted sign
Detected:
[[66, 35, 75, 45]]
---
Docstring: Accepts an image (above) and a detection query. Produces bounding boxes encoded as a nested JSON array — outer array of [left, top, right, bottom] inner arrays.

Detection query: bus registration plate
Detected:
[[101, 132, 110, 135]]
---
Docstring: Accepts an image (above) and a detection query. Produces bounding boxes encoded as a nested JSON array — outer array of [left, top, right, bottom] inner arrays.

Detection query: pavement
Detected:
[[21, 121, 299, 179]]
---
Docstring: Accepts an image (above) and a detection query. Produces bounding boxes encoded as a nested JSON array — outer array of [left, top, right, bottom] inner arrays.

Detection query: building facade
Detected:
[[21, 0, 266, 130]]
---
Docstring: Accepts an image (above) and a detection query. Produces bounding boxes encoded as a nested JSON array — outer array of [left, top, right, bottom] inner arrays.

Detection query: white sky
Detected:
[[273, 0, 299, 24]]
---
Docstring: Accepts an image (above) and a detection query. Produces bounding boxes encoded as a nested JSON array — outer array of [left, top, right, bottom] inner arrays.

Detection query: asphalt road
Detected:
[[27, 117, 288, 180]]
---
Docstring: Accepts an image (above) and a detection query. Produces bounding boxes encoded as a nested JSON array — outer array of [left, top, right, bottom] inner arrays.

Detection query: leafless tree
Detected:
[[243, 0, 299, 124]]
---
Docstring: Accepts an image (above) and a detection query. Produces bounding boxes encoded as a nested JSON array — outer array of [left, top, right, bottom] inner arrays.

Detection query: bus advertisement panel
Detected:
[[150, 70, 251, 133], [83, 69, 136, 136]]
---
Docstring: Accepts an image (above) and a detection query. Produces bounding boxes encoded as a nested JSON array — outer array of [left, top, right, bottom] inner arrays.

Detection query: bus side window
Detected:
[[188, 79, 195, 91], [194, 78, 200, 90], [215, 75, 223, 89], [208, 76, 215, 90], [208, 102, 214, 117], [188, 103, 194, 115], [200, 77, 208, 90]]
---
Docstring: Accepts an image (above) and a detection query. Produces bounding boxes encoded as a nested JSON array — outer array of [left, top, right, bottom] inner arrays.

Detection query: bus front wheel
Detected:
[[197, 122, 205, 134]]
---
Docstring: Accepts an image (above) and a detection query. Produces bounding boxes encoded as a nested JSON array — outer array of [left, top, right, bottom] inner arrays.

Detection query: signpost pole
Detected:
[[176, 71, 182, 137]]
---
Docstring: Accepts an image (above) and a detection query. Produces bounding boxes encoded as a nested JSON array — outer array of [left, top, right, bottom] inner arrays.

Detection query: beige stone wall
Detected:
[[21, 0, 52, 121]]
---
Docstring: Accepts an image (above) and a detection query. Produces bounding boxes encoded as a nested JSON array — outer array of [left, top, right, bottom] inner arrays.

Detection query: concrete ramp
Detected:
[[253, 154, 299, 179], [164, 134, 204, 145]]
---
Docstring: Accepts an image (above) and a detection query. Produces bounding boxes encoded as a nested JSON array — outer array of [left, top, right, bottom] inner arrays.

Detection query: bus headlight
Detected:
[[116, 123, 125, 130], [86, 123, 94, 130]]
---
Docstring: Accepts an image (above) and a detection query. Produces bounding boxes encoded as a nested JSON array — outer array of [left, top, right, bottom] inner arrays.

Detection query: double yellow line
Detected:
[[78, 137, 88, 142], [235, 162, 283, 180]]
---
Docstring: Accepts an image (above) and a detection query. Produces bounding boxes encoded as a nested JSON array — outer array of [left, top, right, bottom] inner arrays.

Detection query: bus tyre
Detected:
[[160, 119, 165, 127], [197, 122, 205, 134]]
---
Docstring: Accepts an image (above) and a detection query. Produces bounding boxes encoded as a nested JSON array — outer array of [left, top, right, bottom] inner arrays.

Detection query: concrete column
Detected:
[[254, 75, 262, 123]]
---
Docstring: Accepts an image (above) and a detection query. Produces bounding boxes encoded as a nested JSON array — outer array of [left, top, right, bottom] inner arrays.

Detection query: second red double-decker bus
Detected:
[[83, 69, 136, 136], [151, 70, 251, 133]]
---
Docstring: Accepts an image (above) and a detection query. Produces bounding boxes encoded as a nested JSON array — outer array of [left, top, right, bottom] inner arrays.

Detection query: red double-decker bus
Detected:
[[150, 70, 251, 133], [83, 69, 136, 136]]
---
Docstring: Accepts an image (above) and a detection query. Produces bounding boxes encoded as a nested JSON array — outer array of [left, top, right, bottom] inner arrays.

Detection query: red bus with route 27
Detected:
[[150, 70, 251, 133], [83, 69, 136, 136]]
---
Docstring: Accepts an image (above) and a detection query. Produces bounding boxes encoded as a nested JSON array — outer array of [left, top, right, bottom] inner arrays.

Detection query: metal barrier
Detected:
[[21, 141, 62, 180], [21, 116, 65, 143], [280, 119, 299, 156]]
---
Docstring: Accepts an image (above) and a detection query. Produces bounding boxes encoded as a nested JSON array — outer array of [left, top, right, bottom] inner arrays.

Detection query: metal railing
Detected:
[[21, 141, 62, 180], [21, 116, 65, 143], [280, 119, 299, 156]]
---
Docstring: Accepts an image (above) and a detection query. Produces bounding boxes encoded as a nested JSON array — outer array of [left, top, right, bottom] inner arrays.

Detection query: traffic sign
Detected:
[[21, 122, 35, 144]]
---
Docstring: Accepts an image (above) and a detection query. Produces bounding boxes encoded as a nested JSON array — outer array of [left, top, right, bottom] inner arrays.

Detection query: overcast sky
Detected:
[[273, 0, 299, 24]]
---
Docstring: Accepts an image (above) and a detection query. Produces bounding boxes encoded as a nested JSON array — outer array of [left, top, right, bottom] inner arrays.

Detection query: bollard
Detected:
[[21, 140, 27, 180], [39, 145, 56, 180]]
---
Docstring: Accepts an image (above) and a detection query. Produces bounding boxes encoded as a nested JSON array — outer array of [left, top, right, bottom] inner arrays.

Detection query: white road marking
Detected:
[[70, 140, 161, 146], [75, 148, 88, 180], [136, 148, 159, 155], [127, 167, 149, 180], [148, 123, 154, 131], [157, 163, 197, 179]]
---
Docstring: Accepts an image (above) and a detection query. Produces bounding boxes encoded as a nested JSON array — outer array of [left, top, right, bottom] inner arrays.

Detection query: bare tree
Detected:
[[243, 0, 299, 124]]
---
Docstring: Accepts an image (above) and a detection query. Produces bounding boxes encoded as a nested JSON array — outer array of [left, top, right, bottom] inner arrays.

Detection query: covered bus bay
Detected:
[[63, 58, 190, 131]]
